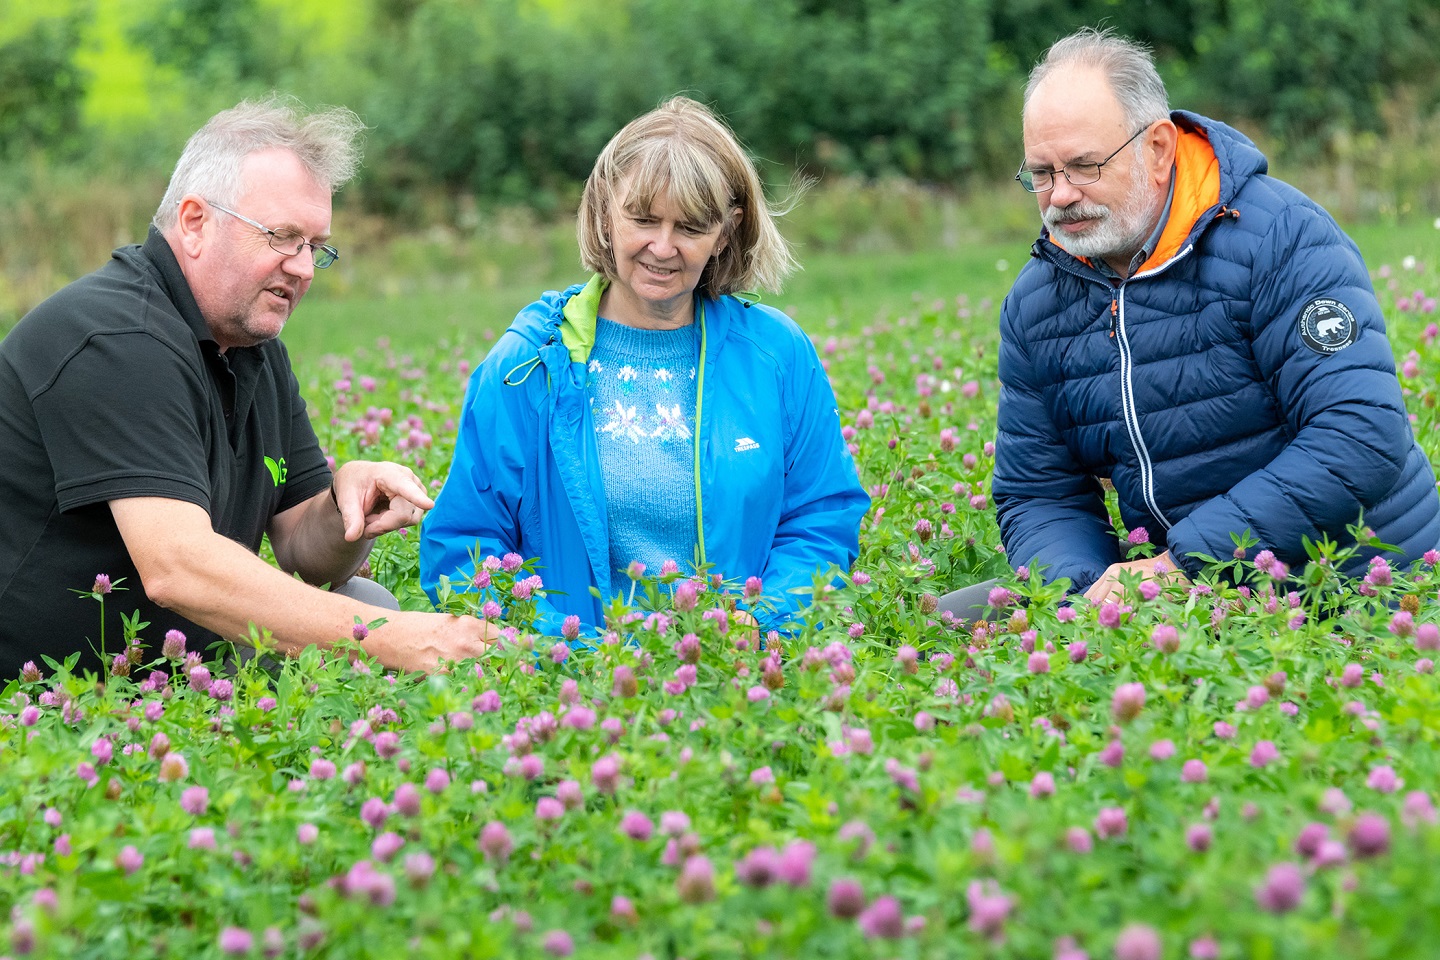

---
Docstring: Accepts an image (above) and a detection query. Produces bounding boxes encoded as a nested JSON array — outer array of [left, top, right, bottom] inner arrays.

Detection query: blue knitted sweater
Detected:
[[586, 317, 699, 578]]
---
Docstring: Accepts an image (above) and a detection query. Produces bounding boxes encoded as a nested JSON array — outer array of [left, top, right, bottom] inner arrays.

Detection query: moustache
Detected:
[[1044, 202, 1110, 228]]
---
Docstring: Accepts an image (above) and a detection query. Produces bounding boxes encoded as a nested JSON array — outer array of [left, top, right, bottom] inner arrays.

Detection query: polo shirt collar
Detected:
[[140, 226, 266, 432], [141, 226, 217, 348]]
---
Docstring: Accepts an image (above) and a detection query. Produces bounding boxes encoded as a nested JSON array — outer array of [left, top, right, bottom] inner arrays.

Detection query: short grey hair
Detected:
[[1024, 27, 1170, 129], [154, 96, 365, 230]]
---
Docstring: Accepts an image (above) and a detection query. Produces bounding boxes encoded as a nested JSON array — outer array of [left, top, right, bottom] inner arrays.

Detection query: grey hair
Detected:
[[1024, 27, 1170, 129], [153, 95, 365, 230]]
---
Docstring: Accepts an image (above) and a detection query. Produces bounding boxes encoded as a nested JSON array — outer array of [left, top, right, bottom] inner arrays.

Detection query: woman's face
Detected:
[[604, 179, 738, 328]]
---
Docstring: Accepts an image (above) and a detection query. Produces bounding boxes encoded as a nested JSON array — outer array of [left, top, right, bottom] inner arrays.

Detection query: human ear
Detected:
[[1147, 120, 1179, 186], [173, 196, 209, 260]]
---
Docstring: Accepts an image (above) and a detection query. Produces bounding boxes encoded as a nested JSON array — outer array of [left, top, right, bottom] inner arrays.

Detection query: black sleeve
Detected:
[[32, 331, 215, 513]]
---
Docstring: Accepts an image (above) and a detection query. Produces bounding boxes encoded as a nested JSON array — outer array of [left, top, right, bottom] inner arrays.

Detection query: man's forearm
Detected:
[[272, 486, 374, 587], [111, 497, 492, 671]]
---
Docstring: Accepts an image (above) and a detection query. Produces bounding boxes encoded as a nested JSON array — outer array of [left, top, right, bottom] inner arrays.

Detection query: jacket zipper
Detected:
[[692, 303, 708, 566], [1111, 243, 1196, 532]]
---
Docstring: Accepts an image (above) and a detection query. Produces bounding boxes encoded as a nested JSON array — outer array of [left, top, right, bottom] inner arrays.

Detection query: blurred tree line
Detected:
[[3, 0, 1439, 218]]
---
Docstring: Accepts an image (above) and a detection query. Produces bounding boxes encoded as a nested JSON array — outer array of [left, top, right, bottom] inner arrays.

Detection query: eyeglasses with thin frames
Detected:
[[1014, 124, 1152, 194], [204, 200, 339, 268]]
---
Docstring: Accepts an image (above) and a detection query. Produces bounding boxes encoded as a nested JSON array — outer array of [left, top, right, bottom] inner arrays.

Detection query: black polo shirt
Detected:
[[0, 228, 331, 679]]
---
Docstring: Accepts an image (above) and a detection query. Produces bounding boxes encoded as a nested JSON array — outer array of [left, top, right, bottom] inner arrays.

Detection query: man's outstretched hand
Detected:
[[332, 460, 435, 542], [1083, 550, 1189, 605]]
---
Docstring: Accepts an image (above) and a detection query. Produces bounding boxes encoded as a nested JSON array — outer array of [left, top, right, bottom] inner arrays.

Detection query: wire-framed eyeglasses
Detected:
[[1014, 124, 1152, 194], [205, 200, 339, 268]]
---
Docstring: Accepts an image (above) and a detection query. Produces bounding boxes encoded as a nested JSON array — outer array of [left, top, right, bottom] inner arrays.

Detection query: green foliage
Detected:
[[0, 12, 89, 163], [1181, 0, 1440, 152], [4, 254, 1440, 955]]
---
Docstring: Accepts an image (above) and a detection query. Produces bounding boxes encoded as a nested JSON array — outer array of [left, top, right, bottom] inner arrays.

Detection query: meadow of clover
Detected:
[[3, 256, 1440, 960]]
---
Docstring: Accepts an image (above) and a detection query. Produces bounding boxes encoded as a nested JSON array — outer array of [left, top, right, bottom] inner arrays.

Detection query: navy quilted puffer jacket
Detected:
[[993, 111, 1440, 592]]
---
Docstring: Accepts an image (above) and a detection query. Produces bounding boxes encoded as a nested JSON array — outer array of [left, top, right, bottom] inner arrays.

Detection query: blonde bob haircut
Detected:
[[578, 96, 799, 299]]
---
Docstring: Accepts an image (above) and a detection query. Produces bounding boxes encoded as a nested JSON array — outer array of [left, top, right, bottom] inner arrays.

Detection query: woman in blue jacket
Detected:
[[420, 97, 869, 641]]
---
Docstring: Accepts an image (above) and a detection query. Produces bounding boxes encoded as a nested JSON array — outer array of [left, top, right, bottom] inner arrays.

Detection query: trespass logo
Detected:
[[264, 456, 288, 488]]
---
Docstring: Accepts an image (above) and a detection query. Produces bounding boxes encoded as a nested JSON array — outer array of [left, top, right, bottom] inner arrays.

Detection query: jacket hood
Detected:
[[504, 275, 736, 368], [506, 275, 605, 362]]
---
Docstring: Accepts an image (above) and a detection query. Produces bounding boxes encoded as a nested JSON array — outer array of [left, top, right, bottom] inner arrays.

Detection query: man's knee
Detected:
[[937, 578, 1002, 625], [332, 577, 401, 611]]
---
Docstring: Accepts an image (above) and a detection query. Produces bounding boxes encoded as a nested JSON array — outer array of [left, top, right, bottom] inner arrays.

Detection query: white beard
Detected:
[[1043, 154, 1162, 266]]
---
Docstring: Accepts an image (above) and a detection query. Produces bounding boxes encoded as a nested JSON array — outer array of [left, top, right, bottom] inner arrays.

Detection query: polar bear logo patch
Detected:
[[1298, 299, 1358, 355]]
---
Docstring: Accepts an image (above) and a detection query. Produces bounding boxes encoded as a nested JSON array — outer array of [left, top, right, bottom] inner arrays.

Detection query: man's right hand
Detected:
[[111, 497, 498, 674], [364, 611, 498, 673], [1083, 550, 1188, 605]]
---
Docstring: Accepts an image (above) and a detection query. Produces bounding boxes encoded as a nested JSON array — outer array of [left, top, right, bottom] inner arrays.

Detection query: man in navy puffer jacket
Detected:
[[992, 27, 1440, 603]]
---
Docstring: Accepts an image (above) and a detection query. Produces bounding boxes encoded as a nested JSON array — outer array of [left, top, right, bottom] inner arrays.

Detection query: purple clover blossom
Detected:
[[1095, 807, 1128, 839], [478, 821, 513, 864], [218, 927, 254, 955], [884, 758, 920, 793], [161, 630, 186, 660], [541, 930, 574, 957], [1403, 791, 1437, 827], [1367, 765, 1403, 794], [676, 855, 716, 903], [159, 752, 189, 782], [735, 846, 782, 888], [1097, 601, 1123, 629], [1250, 740, 1279, 768], [1349, 812, 1391, 857], [92, 573, 113, 595], [360, 798, 390, 829], [857, 895, 906, 939], [180, 786, 209, 817], [1150, 623, 1179, 653], [372, 832, 405, 863], [986, 586, 1015, 609], [1127, 526, 1150, 545], [1066, 827, 1093, 854], [393, 782, 422, 817], [828, 877, 867, 918], [777, 840, 816, 887], [1111, 682, 1146, 723], [116, 844, 144, 875], [965, 879, 1013, 940], [1255, 862, 1305, 913], [619, 810, 653, 841], [1113, 924, 1162, 960]]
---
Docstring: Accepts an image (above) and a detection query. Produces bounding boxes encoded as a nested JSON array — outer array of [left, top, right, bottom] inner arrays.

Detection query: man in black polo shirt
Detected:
[[0, 98, 495, 679]]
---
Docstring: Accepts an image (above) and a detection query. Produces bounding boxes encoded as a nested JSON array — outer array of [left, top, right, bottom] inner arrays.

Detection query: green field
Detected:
[[284, 214, 1440, 364]]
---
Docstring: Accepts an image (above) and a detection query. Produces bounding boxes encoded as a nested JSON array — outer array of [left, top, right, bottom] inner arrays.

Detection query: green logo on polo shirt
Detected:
[[264, 456, 288, 488]]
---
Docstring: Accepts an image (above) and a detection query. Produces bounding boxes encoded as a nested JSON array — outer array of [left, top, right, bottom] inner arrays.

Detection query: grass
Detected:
[[283, 212, 1440, 364]]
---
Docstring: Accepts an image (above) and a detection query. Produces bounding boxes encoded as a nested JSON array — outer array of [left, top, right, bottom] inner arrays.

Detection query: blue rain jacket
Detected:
[[421, 276, 869, 637], [994, 112, 1440, 592]]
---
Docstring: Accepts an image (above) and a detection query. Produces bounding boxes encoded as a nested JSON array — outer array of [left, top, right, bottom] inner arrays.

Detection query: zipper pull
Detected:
[[1109, 297, 1118, 338]]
